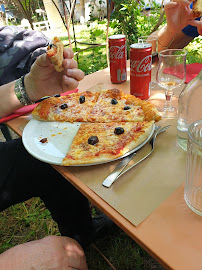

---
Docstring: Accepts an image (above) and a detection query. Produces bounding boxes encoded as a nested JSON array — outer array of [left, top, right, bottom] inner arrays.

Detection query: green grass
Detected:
[[0, 197, 164, 269], [0, 198, 59, 254], [60, 21, 115, 75]]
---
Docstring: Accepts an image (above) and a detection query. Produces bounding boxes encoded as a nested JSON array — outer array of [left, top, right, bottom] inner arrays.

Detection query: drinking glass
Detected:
[[138, 35, 158, 54], [138, 35, 158, 89], [184, 120, 202, 216], [156, 49, 187, 118]]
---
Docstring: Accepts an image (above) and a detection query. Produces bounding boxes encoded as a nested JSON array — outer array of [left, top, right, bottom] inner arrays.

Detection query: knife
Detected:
[[102, 126, 161, 188], [102, 151, 138, 188]]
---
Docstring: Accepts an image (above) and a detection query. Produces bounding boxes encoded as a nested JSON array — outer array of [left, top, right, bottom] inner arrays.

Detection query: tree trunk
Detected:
[[15, 0, 34, 29]]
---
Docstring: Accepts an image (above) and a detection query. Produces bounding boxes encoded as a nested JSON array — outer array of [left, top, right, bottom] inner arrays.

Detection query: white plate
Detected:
[[22, 119, 81, 165], [22, 119, 155, 166]]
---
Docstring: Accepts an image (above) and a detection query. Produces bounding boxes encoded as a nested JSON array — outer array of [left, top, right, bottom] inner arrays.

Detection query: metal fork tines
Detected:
[[102, 125, 171, 188]]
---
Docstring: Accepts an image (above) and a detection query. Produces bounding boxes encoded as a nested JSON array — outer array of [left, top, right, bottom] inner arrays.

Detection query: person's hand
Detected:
[[164, 0, 194, 33], [25, 47, 84, 102], [0, 236, 88, 270], [29, 236, 88, 270], [189, 17, 202, 35]]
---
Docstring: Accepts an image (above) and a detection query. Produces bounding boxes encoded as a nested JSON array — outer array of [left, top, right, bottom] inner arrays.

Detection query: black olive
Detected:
[[79, 95, 85, 104], [114, 127, 124, 135], [88, 136, 99, 145], [60, 103, 68, 109], [111, 98, 118, 105], [124, 105, 131, 110]]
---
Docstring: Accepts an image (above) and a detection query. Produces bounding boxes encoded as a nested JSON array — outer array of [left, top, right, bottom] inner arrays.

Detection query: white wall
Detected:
[[72, 0, 107, 22]]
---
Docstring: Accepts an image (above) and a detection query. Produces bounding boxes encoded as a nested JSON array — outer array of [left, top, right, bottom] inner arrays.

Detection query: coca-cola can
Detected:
[[130, 43, 152, 99], [109, 34, 127, 84]]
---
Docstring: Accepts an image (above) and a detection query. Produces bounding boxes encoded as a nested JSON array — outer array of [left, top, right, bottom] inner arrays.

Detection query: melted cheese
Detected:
[[62, 121, 153, 165]]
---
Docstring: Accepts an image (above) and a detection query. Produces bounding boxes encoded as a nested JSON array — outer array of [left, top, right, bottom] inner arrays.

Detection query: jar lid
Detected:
[[109, 34, 126, 40], [130, 43, 152, 49]]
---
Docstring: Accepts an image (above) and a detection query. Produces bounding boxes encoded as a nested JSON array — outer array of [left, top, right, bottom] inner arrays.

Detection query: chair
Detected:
[[0, 123, 12, 141]]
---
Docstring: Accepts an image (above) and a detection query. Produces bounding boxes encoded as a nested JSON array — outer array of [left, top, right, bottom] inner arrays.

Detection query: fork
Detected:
[[102, 125, 171, 188]]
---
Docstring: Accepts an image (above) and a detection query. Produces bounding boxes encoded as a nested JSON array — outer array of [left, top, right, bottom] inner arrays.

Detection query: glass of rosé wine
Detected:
[[156, 49, 187, 118]]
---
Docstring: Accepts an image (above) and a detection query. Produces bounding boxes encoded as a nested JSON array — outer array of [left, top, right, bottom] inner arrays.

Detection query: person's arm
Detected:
[[0, 81, 23, 118], [157, 25, 194, 51], [155, 0, 195, 51], [0, 236, 88, 270], [0, 48, 84, 119]]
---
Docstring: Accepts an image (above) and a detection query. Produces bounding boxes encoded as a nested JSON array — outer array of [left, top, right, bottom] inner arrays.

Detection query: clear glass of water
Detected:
[[184, 120, 202, 216]]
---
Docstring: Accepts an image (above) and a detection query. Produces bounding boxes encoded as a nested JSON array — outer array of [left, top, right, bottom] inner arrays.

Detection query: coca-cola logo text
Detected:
[[130, 55, 152, 74], [109, 45, 126, 60]]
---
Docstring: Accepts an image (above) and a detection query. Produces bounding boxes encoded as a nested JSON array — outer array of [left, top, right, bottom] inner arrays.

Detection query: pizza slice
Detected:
[[124, 95, 162, 122], [47, 37, 64, 72], [88, 89, 161, 122], [32, 89, 161, 123], [193, 0, 202, 17], [32, 91, 100, 122], [62, 121, 154, 166]]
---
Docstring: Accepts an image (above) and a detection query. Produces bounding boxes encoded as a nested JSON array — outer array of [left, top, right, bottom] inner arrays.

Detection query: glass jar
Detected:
[[177, 69, 202, 151]]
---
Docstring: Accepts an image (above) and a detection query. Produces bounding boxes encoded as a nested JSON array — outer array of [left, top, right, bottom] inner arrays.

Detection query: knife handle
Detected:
[[102, 151, 137, 187]]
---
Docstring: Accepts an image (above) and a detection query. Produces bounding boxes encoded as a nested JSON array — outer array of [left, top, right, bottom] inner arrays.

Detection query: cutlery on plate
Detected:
[[102, 125, 171, 188]]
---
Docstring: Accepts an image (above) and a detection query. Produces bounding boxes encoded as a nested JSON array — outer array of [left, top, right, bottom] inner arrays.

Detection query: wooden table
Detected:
[[6, 63, 202, 270]]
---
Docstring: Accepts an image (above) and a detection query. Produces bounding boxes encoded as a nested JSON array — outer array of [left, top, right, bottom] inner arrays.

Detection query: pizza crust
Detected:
[[47, 37, 64, 72]]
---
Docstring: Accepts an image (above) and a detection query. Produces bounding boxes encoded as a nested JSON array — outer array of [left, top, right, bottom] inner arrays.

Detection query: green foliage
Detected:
[[77, 47, 108, 75], [109, 0, 163, 49], [78, 22, 107, 74], [185, 37, 202, 64], [64, 16, 200, 76], [110, 0, 140, 46], [66, 22, 113, 75]]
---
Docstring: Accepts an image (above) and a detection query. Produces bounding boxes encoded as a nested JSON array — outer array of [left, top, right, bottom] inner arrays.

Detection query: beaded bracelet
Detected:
[[14, 75, 35, 106]]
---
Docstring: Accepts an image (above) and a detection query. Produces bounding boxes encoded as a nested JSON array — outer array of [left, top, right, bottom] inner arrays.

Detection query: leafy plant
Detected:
[[185, 37, 202, 64], [110, 0, 163, 49], [110, 0, 140, 47]]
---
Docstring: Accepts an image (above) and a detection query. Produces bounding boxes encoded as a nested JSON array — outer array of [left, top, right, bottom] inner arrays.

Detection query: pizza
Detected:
[[32, 89, 161, 166], [193, 0, 202, 17], [62, 121, 154, 165], [47, 37, 64, 72], [32, 91, 99, 123], [32, 89, 161, 123]]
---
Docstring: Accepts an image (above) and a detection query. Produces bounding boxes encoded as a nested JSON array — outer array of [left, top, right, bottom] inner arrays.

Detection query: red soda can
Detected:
[[109, 34, 127, 84], [130, 43, 152, 99]]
